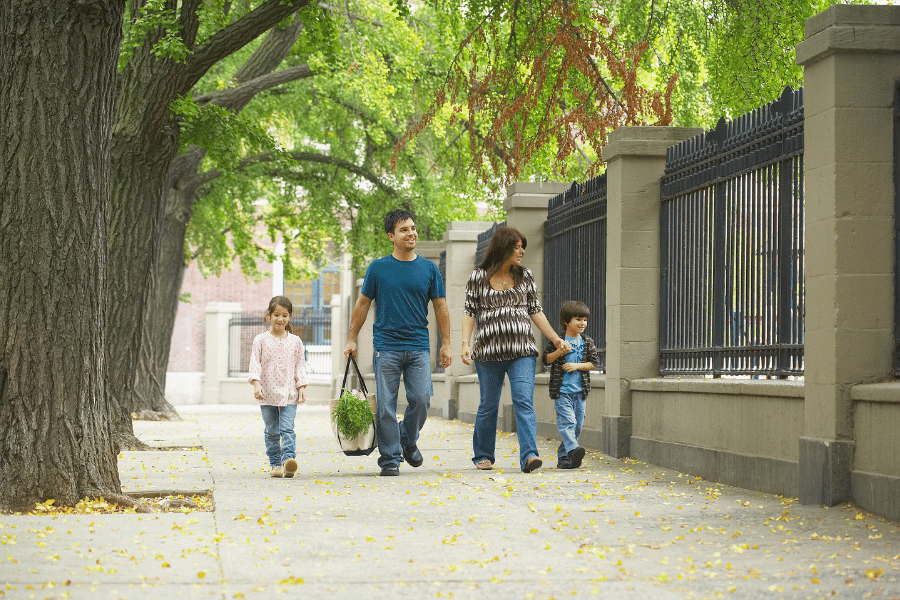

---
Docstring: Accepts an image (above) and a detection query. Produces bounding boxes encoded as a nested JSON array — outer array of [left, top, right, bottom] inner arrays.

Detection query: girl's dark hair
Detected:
[[264, 295, 294, 334], [560, 300, 590, 328], [478, 226, 527, 285], [384, 209, 415, 234]]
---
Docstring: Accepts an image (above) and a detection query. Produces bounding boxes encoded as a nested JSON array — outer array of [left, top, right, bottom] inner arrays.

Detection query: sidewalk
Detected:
[[1, 405, 898, 600]]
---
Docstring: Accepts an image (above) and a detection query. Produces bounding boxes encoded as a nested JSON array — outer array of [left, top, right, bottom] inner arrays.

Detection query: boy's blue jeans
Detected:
[[555, 391, 585, 459], [373, 350, 432, 469], [260, 404, 297, 466]]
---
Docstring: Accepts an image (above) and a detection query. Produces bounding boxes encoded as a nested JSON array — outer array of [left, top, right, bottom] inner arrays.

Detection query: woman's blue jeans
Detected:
[[473, 356, 539, 471], [260, 404, 297, 466]]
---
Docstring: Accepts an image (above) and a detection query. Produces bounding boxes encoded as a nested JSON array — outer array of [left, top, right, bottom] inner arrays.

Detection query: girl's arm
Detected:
[[248, 336, 265, 400], [295, 337, 308, 403]]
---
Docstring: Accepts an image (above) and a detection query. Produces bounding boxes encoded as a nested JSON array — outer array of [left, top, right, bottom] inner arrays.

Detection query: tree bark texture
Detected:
[[0, 1, 125, 509]]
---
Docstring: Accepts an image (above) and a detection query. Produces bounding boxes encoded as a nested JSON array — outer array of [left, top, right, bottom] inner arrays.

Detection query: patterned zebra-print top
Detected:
[[464, 267, 543, 362]]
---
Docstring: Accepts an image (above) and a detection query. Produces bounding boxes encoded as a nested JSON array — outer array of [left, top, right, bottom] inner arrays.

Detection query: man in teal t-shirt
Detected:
[[344, 210, 452, 476]]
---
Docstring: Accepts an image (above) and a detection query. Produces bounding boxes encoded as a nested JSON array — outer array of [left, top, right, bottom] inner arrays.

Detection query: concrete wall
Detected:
[[630, 378, 804, 498]]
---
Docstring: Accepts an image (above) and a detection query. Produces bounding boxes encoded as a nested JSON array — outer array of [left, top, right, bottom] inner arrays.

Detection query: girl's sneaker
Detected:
[[283, 458, 298, 478], [270, 465, 284, 478]]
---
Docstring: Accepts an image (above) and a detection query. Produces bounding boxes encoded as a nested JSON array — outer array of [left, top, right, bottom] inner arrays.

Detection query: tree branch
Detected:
[[194, 65, 315, 111], [180, 0, 315, 92], [197, 150, 400, 198], [233, 14, 305, 84]]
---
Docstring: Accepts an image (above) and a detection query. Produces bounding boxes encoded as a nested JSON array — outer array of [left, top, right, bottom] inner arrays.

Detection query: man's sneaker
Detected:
[[557, 456, 574, 469], [567, 446, 586, 469], [380, 465, 400, 476], [270, 465, 284, 478], [402, 444, 424, 467], [283, 458, 298, 478]]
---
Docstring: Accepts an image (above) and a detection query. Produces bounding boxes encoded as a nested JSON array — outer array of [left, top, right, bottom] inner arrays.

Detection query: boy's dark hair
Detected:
[[560, 300, 590, 329], [384, 209, 415, 234]]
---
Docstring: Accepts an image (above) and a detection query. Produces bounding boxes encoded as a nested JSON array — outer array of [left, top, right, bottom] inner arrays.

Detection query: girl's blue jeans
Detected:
[[473, 356, 539, 471], [260, 404, 297, 466]]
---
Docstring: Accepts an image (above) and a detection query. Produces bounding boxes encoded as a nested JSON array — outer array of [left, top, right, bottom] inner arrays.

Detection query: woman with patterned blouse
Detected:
[[461, 226, 570, 473]]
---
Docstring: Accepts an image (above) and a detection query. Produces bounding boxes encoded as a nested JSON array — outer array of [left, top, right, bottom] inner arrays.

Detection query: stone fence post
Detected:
[[796, 4, 900, 506], [201, 302, 242, 404], [601, 126, 703, 457]]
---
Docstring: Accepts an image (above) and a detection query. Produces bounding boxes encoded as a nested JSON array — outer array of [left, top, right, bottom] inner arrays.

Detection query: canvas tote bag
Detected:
[[329, 355, 377, 456]]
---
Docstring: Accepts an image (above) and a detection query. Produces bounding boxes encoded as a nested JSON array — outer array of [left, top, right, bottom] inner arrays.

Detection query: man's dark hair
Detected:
[[384, 209, 416, 234], [560, 300, 590, 328]]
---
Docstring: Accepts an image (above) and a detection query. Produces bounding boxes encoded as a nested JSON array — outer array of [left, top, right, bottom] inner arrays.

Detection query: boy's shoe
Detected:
[[283, 458, 298, 478], [567, 446, 586, 469], [380, 465, 400, 477], [402, 444, 423, 467], [557, 456, 574, 469], [270, 465, 284, 478]]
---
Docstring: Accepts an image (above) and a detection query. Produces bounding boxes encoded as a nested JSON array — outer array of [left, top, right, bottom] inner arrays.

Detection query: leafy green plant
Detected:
[[333, 389, 375, 440]]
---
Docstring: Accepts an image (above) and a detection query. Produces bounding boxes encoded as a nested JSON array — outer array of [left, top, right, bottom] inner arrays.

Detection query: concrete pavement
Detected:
[[1, 405, 899, 600]]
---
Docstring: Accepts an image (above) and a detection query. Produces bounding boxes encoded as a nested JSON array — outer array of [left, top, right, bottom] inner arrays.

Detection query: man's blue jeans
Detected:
[[473, 356, 539, 471], [260, 404, 297, 466], [554, 391, 585, 458], [373, 350, 432, 468]]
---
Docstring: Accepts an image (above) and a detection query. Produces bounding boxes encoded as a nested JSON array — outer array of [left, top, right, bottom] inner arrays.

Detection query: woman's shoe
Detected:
[[523, 456, 542, 473], [475, 459, 493, 470]]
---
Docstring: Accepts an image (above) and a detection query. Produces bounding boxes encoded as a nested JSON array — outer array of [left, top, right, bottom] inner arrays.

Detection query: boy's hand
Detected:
[[562, 362, 578, 373]]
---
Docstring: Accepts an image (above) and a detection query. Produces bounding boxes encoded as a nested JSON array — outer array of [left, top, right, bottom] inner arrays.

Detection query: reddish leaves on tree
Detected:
[[392, 0, 677, 186]]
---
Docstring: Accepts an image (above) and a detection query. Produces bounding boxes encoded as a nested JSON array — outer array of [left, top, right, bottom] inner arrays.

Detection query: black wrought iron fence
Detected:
[[543, 177, 607, 371], [228, 310, 332, 380], [660, 86, 805, 377], [475, 222, 505, 266]]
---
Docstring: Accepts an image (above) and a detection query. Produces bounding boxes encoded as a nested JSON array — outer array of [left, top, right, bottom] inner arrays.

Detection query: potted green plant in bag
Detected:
[[333, 388, 375, 440]]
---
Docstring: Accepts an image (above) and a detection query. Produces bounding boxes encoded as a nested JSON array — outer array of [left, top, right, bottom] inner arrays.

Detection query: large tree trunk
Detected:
[[108, 1, 311, 435], [130, 15, 307, 417], [106, 37, 183, 449], [0, 1, 125, 509], [132, 185, 193, 421]]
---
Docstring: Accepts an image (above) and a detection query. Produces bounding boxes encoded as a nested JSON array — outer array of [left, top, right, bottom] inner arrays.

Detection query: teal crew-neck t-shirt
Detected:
[[360, 255, 445, 351]]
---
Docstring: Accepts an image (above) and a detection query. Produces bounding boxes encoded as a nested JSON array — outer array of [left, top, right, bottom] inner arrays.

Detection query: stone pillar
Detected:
[[796, 5, 900, 506], [504, 182, 571, 353], [442, 222, 496, 419], [201, 302, 242, 404], [601, 126, 703, 458]]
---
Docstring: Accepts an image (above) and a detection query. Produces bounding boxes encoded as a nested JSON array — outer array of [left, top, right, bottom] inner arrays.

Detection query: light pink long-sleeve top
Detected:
[[247, 331, 308, 406]]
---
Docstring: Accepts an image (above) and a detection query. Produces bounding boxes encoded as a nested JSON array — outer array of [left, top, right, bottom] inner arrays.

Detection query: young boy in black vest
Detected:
[[541, 301, 601, 469]]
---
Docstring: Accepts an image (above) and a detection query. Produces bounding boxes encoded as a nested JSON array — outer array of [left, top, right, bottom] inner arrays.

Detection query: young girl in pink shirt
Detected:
[[248, 296, 308, 478]]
